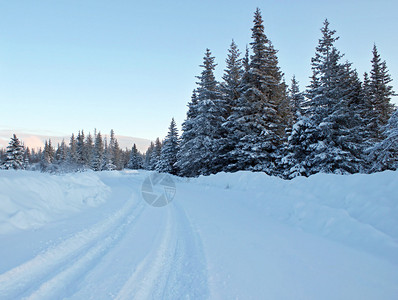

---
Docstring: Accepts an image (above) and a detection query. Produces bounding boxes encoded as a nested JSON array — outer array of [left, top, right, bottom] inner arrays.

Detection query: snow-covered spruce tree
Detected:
[[289, 76, 306, 121], [221, 40, 243, 116], [222, 45, 249, 172], [280, 77, 309, 178], [92, 131, 104, 171], [176, 49, 226, 176], [109, 129, 123, 170], [369, 109, 398, 171], [68, 133, 78, 166], [23, 147, 32, 169], [103, 137, 116, 171], [220, 41, 245, 172], [342, 66, 373, 172], [51, 139, 70, 172], [85, 133, 94, 169], [242, 45, 250, 74], [174, 91, 198, 173], [43, 139, 55, 164], [361, 72, 377, 145], [128, 143, 143, 169], [55, 139, 68, 163], [156, 118, 179, 174], [40, 139, 56, 171], [143, 141, 154, 170], [149, 138, 162, 170], [301, 19, 363, 175], [278, 79, 293, 137], [101, 129, 121, 171], [281, 116, 318, 178], [76, 130, 86, 167], [225, 8, 288, 174], [367, 45, 396, 142], [283, 21, 362, 178], [107, 130, 116, 170], [120, 147, 131, 169], [3, 134, 24, 170], [113, 139, 122, 170]]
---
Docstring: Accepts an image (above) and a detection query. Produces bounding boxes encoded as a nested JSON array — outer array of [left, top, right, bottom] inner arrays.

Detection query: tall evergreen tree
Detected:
[[157, 118, 179, 174], [289, 76, 306, 120], [149, 137, 162, 170], [277, 76, 306, 177], [242, 45, 250, 74], [221, 40, 243, 115], [144, 141, 155, 170], [76, 131, 82, 163], [43, 139, 55, 164], [55, 139, 68, 164], [85, 133, 94, 169], [302, 19, 362, 175], [128, 144, 143, 169], [356, 72, 378, 155], [120, 147, 130, 169], [367, 45, 396, 141], [105, 129, 123, 170], [113, 139, 122, 170], [92, 132, 104, 171], [177, 49, 226, 176], [103, 137, 116, 171], [68, 133, 78, 165], [175, 90, 199, 172], [221, 41, 244, 172], [3, 134, 24, 170], [226, 8, 287, 173], [278, 79, 293, 138], [23, 147, 32, 168], [307, 19, 341, 120]]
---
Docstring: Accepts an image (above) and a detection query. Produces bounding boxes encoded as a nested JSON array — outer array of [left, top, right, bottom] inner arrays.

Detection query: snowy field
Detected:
[[0, 170, 397, 299]]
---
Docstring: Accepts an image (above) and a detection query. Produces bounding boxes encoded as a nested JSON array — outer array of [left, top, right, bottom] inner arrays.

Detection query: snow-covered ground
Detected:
[[0, 170, 397, 299]]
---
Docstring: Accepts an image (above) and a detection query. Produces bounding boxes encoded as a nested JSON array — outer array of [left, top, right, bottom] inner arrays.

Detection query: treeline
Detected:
[[0, 130, 144, 172], [1, 8, 397, 178], [171, 8, 397, 178]]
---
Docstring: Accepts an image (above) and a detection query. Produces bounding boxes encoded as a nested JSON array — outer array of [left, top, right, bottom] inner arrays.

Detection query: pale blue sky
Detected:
[[1, 0, 397, 141]]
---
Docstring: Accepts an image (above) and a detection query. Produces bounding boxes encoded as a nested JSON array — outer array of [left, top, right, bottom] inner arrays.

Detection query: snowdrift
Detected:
[[191, 170, 398, 263], [0, 171, 110, 234]]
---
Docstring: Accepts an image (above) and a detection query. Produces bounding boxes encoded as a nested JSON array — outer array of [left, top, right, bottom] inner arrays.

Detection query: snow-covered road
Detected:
[[0, 170, 397, 299], [0, 172, 209, 299]]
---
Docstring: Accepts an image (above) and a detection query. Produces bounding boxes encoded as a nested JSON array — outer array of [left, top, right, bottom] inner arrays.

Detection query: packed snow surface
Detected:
[[0, 170, 397, 299], [0, 171, 110, 234]]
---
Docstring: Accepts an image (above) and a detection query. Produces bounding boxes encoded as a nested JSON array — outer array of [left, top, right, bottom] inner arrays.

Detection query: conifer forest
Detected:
[[1, 9, 397, 179]]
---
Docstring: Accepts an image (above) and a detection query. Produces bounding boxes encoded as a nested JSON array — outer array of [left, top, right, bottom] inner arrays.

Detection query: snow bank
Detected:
[[1, 169, 397, 263], [192, 170, 398, 262], [0, 171, 110, 234]]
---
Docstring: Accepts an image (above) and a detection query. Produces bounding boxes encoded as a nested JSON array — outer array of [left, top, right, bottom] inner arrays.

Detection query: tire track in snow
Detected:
[[0, 198, 143, 300], [24, 202, 146, 300], [161, 203, 209, 299], [115, 203, 209, 300], [115, 207, 174, 300]]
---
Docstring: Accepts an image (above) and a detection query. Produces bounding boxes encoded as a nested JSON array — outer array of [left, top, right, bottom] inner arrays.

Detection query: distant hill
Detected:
[[0, 130, 152, 153]]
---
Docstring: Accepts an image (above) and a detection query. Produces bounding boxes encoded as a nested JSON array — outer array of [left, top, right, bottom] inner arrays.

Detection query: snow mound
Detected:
[[0, 171, 110, 234], [192, 170, 398, 262]]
